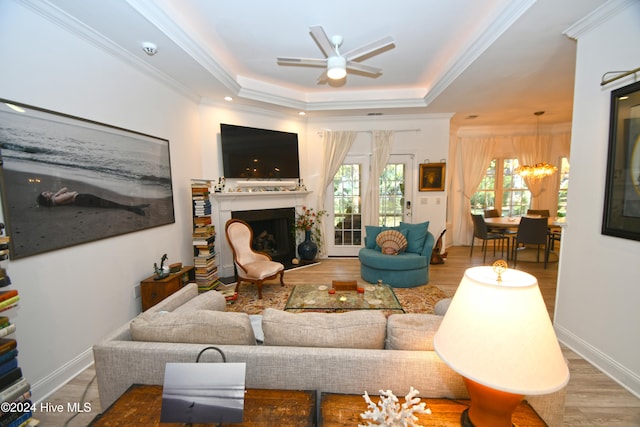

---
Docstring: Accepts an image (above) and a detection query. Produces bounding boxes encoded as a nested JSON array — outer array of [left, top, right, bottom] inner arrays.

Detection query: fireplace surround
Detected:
[[231, 208, 296, 269], [212, 191, 310, 278]]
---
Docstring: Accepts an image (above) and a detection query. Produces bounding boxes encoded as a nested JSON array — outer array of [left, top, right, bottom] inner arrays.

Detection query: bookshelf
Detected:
[[190, 180, 220, 293], [0, 233, 37, 426]]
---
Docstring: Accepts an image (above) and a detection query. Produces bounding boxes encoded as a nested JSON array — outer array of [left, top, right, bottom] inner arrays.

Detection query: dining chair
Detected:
[[470, 214, 510, 262], [526, 209, 550, 217], [546, 228, 562, 264], [513, 217, 549, 268], [484, 208, 517, 245], [484, 209, 500, 218], [225, 218, 285, 299]]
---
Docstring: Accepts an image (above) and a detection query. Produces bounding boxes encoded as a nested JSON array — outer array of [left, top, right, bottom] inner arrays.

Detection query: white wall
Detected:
[[0, 1, 201, 401], [555, 1, 640, 397]]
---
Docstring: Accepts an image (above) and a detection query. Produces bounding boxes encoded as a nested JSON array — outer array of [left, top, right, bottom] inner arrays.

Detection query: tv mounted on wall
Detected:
[[220, 123, 300, 179]]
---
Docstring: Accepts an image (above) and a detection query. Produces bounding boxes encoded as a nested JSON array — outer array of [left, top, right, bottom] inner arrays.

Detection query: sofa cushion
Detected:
[[385, 313, 442, 350], [130, 310, 256, 345], [172, 289, 226, 313], [375, 229, 408, 255], [399, 221, 430, 254], [261, 308, 386, 349]]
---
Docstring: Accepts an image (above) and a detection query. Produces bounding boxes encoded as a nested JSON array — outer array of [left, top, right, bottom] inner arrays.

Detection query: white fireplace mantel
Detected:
[[211, 191, 312, 278]]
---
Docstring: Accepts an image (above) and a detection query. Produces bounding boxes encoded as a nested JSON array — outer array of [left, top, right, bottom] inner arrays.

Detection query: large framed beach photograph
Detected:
[[0, 99, 175, 259], [602, 81, 640, 242]]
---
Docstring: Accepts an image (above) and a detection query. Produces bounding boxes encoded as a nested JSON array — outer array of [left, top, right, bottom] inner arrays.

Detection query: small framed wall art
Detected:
[[419, 162, 446, 192]]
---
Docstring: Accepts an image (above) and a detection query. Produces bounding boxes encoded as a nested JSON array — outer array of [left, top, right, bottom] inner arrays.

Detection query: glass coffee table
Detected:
[[285, 283, 404, 313]]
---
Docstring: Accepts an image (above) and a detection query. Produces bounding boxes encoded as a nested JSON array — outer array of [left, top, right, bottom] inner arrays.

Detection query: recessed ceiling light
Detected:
[[224, 96, 233, 101], [298, 111, 306, 116]]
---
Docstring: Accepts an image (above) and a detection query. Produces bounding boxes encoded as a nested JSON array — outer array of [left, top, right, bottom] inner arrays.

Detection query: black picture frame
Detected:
[[419, 163, 446, 191], [0, 99, 175, 259], [602, 81, 640, 241]]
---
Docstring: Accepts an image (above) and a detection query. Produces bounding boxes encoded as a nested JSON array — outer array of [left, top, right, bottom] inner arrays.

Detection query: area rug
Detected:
[[222, 282, 448, 315]]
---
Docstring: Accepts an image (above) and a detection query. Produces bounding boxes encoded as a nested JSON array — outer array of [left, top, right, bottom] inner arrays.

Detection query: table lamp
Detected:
[[433, 264, 569, 427]]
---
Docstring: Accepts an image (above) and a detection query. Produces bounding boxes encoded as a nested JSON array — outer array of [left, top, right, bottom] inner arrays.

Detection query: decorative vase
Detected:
[[297, 229, 318, 261]]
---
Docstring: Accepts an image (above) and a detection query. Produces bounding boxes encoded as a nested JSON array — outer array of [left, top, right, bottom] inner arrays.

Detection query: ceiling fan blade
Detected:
[[309, 26, 335, 58], [277, 57, 327, 67], [346, 61, 382, 75], [343, 36, 395, 62], [316, 69, 329, 84]]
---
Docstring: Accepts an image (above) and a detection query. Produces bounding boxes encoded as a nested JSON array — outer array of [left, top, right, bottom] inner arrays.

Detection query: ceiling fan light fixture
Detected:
[[327, 56, 347, 80]]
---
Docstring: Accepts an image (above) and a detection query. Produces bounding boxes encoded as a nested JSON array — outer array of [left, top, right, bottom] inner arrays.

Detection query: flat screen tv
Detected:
[[220, 123, 300, 179]]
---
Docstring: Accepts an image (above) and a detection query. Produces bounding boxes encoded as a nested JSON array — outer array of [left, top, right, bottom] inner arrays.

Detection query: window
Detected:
[[470, 159, 497, 215], [501, 159, 531, 216], [557, 157, 570, 217], [471, 158, 531, 216], [379, 163, 405, 227]]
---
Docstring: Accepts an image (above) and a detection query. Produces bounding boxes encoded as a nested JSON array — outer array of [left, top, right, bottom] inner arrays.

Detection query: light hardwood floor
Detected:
[[35, 247, 640, 426]]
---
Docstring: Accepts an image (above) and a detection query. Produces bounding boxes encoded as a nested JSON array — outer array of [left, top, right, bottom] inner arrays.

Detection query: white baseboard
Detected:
[[556, 324, 640, 398], [31, 348, 94, 403]]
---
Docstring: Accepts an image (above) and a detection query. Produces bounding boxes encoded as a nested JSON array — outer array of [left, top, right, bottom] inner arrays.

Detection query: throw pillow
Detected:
[[261, 308, 387, 349], [172, 289, 226, 313], [399, 221, 430, 254], [364, 225, 382, 249], [385, 313, 443, 351], [130, 310, 256, 345], [375, 229, 408, 255]]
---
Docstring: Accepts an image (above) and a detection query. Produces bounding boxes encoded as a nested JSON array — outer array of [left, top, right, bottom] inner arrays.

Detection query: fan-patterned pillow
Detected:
[[375, 230, 408, 255]]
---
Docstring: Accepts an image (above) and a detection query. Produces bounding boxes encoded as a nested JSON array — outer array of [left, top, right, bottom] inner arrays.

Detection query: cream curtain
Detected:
[[512, 134, 553, 209], [452, 137, 496, 245], [362, 130, 393, 227], [316, 130, 357, 256]]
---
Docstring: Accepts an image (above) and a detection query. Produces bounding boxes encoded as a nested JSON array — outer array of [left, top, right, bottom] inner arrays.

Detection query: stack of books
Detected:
[[191, 180, 219, 293], [0, 296, 35, 426]]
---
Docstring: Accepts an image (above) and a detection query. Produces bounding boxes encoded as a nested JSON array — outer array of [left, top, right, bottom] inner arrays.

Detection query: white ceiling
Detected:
[[44, 0, 607, 126]]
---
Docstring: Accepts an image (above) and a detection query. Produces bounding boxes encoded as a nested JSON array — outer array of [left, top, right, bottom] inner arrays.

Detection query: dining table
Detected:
[[484, 216, 564, 262], [484, 216, 565, 230]]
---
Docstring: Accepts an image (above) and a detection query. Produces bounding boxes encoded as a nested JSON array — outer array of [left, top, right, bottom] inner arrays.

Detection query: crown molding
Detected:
[[423, 0, 536, 106], [563, 0, 637, 40], [124, 0, 241, 94], [21, 0, 202, 103]]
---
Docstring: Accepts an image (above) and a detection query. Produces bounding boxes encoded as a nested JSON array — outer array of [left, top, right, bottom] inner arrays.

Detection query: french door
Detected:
[[326, 154, 414, 256]]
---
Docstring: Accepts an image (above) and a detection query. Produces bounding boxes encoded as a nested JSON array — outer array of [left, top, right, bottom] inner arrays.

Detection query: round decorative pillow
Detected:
[[375, 230, 408, 255]]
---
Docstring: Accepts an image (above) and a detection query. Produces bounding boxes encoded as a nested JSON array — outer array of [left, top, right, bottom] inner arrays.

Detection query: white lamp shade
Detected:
[[327, 56, 347, 80], [433, 266, 569, 395]]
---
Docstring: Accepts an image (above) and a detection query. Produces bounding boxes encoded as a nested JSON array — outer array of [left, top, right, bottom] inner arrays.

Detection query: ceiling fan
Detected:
[[277, 26, 395, 83]]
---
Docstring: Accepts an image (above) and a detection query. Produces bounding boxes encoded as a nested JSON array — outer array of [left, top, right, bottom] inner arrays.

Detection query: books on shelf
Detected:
[[0, 296, 19, 312], [191, 179, 218, 291], [0, 377, 30, 404], [0, 323, 16, 339], [0, 290, 17, 303]]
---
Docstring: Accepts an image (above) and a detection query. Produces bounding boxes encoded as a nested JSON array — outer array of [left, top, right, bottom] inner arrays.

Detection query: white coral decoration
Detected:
[[359, 387, 431, 427]]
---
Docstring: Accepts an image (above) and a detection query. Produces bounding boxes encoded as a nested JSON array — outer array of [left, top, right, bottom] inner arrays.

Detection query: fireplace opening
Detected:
[[231, 207, 296, 269]]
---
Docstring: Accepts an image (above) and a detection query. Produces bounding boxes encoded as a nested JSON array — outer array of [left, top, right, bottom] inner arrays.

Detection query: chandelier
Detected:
[[515, 162, 558, 178], [515, 111, 558, 179]]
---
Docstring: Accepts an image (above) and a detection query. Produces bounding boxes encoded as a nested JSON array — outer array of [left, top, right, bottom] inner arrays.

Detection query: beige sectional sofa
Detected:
[[92, 283, 566, 426]]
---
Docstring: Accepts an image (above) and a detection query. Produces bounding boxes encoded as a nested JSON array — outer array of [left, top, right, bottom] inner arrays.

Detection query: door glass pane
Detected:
[[333, 164, 362, 246], [379, 163, 405, 226]]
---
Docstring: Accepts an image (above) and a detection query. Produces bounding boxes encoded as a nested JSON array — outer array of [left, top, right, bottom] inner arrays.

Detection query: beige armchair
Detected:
[[225, 219, 285, 299]]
